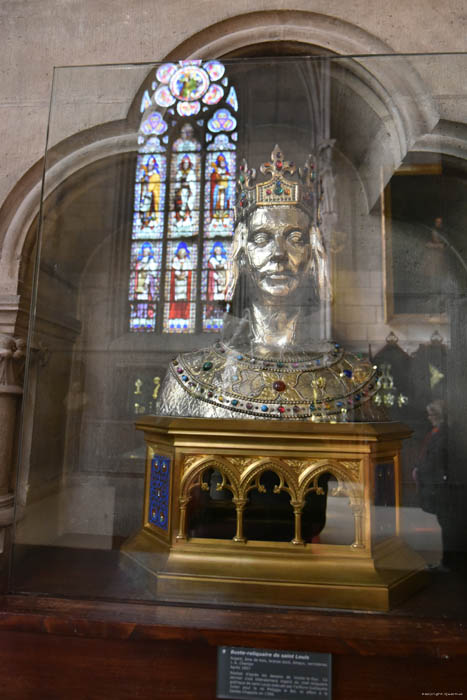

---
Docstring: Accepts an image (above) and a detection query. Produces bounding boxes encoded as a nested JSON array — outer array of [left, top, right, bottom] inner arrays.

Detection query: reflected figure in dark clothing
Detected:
[[413, 400, 453, 570]]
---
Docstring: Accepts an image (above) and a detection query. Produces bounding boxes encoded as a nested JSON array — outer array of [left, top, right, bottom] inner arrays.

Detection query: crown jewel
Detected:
[[236, 145, 317, 221]]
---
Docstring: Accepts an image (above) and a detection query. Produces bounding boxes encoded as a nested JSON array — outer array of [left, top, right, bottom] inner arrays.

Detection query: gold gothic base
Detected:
[[121, 417, 428, 611]]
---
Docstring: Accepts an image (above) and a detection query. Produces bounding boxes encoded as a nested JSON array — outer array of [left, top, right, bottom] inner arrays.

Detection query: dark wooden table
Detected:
[[1, 544, 466, 699]]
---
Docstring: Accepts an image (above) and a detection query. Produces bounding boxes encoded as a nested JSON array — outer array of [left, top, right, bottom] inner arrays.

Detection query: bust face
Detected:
[[244, 206, 312, 298]]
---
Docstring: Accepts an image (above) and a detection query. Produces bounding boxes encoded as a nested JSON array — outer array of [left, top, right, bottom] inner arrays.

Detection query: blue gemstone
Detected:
[[316, 359, 321, 366], [343, 369, 352, 378], [182, 375, 188, 381], [355, 394, 361, 400], [231, 399, 239, 406], [237, 355, 243, 360], [309, 404, 315, 411], [337, 401, 343, 407], [261, 405, 268, 412]]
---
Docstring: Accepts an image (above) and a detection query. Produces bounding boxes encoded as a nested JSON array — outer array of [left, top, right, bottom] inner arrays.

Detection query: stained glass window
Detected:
[[129, 60, 238, 333]]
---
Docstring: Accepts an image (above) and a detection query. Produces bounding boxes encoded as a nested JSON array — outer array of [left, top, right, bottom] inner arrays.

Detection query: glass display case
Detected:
[[9, 55, 467, 623]]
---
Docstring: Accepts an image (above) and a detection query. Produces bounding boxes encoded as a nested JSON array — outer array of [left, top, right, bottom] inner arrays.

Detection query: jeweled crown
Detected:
[[236, 145, 317, 221]]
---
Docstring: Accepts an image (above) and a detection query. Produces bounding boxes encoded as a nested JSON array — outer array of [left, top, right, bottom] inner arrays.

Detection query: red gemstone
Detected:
[[273, 380, 287, 392], [266, 188, 272, 195], [276, 160, 283, 169], [278, 406, 285, 414]]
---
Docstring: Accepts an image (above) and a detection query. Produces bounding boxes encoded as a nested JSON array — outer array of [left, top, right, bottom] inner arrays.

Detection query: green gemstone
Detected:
[[274, 183, 283, 195], [202, 361, 213, 371]]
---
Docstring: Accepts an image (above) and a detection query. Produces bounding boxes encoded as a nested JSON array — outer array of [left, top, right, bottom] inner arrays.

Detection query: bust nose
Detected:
[[270, 233, 287, 260]]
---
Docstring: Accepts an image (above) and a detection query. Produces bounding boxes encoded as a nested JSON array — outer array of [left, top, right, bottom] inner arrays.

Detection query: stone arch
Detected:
[[0, 9, 442, 332]]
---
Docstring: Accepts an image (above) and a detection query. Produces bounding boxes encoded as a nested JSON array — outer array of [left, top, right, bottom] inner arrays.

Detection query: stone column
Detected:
[[0, 334, 25, 554]]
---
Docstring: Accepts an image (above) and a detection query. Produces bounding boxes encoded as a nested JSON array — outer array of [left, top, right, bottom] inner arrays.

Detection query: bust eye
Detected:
[[287, 230, 305, 245], [251, 232, 270, 247]]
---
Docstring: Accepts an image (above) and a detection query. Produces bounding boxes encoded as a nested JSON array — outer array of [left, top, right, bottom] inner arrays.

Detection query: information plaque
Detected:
[[217, 646, 332, 699]]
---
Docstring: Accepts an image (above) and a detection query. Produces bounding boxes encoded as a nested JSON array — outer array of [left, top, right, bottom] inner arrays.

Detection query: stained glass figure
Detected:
[[226, 86, 238, 112], [168, 151, 200, 237], [133, 154, 167, 236], [203, 84, 224, 105], [164, 241, 197, 332], [140, 111, 168, 136], [205, 240, 228, 299], [204, 150, 236, 238], [129, 240, 163, 331], [138, 155, 163, 217], [155, 85, 175, 108], [208, 108, 237, 133], [168, 125, 201, 238], [203, 60, 225, 81], [177, 101, 201, 117], [209, 153, 233, 219], [201, 239, 230, 331], [169, 66, 210, 102]]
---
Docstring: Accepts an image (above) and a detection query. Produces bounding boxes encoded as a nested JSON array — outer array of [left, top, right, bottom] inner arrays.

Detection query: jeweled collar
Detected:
[[170, 341, 381, 421]]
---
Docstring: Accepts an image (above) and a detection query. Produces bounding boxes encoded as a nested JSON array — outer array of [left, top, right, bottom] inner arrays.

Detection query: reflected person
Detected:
[[413, 400, 454, 570]]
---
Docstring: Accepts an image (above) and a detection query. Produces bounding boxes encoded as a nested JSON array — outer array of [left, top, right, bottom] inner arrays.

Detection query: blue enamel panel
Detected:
[[148, 455, 171, 531]]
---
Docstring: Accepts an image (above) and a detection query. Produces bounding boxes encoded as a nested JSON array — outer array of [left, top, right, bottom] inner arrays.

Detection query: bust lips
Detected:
[[258, 268, 297, 295]]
